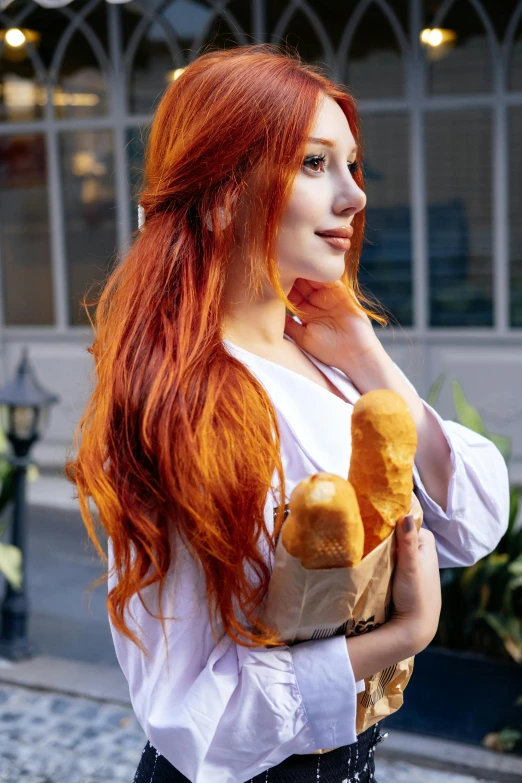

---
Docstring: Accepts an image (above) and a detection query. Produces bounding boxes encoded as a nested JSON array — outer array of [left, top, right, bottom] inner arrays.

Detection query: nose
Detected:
[[334, 172, 366, 219]]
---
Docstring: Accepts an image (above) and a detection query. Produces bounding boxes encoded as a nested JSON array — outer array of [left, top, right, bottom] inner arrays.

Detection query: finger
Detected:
[[287, 285, 308, 307], [305, 280, 349, 310], [396, 514, 419, 563], [284, 313, 305, 340], [293, 278, 318, 297], [287, 288, 322, 319]]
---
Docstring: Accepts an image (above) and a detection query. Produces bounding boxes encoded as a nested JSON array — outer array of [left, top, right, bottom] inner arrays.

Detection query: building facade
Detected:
[[1, 0, 521, 481]]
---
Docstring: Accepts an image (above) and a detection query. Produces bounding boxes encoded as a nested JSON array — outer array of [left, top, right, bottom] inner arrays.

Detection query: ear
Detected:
[[205, 206, 232, 231], [138, 204, 146, 231]]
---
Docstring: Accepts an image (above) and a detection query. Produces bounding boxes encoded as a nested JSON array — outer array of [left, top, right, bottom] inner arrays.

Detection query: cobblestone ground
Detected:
[[0, 682, 500, 783]]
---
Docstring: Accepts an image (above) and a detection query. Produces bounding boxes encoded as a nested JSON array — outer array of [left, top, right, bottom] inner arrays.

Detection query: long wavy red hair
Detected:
[[65, 43, 388, 656]]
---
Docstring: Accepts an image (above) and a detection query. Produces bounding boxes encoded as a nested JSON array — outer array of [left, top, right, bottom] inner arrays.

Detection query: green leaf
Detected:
[[489, 433, 512, 465], [427, 373, 445, 408], [508, 487, 521, 536], [495, 727, 522, 752], [508, 556, 522, 576], [508, 575, 522, 591], [451, 380, 488, 435], [0, 542, 22, 591], [478, 611, 522, 663], [0, 465, 15, 517]]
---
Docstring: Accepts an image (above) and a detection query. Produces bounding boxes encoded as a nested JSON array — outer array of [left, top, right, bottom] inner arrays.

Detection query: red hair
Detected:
[[65, 43, 388, 655]]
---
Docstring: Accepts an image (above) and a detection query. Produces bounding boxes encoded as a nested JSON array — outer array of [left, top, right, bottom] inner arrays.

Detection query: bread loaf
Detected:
[[282, 472, 364, 569], [348, 389, 418, 558]]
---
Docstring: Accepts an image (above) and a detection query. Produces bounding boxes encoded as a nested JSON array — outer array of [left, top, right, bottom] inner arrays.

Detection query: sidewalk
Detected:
[[0, 473, 520, 782]]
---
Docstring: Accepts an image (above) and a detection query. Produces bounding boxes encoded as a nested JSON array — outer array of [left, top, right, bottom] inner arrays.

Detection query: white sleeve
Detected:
[[107, 499, 361, 783], [393, 363, 510, 568]]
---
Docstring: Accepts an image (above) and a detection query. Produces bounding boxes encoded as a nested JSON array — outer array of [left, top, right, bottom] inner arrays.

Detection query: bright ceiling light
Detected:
[[420, 28, 457, 48], [5, 28, 26, 47]]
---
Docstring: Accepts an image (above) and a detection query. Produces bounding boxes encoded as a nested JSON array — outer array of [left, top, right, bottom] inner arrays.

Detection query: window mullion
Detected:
[[493, 56, 509, 333], [108, 2, 132, 258], [46, 86, 69, 332], [409, 0, 427, 333]]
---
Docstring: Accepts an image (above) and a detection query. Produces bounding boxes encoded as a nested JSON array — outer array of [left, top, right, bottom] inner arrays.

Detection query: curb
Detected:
[[0, 654, 130, 706], [377, 728, 522, 783]]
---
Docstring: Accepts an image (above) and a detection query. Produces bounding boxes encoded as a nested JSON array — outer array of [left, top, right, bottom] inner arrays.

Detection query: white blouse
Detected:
[[108, 334, 510, 783]]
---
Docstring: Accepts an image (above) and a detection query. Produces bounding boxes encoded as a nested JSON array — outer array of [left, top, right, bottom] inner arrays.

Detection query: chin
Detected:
[[302, 259, 346, 283]]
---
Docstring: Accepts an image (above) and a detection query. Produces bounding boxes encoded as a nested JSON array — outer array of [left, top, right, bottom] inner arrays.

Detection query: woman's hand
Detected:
[[283, 277, 382, 369], [390, 514, 442, 653]]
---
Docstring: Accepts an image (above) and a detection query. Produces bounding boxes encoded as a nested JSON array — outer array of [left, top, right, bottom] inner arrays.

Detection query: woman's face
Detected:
[[275, 95, 366, 289]]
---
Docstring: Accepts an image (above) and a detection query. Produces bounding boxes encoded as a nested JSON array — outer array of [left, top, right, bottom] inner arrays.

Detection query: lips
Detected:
[[315, 226, 354, 239], [315, 226, 353, 250]]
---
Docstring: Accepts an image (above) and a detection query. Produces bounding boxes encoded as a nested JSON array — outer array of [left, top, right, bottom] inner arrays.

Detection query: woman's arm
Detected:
[[339, 346, 510, 567]]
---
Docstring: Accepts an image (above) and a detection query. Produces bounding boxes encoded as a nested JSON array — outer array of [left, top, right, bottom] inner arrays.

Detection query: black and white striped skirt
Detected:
[[133, 721, 386, 783]]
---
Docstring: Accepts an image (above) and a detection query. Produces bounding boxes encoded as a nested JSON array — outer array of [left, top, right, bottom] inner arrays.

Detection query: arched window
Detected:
[[0, 0, 521, 334], [425, 0, 493, 95]]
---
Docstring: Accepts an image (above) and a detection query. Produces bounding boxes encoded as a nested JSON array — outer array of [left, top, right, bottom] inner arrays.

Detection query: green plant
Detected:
[[0, 424, 21, 591], [427, 374, 522, 751]]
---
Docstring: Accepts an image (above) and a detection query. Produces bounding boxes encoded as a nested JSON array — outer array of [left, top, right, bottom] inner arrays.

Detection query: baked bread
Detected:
[[281, 472, 364, 569], [349, 389, 418, 558]]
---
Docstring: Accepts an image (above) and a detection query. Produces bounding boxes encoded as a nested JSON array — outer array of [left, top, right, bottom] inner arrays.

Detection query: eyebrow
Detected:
[[307, 137, 358, 154]]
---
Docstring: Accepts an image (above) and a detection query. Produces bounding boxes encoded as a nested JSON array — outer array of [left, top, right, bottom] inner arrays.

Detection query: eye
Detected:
[[303, 153, 327, 173], [303, 155, 361, 176]]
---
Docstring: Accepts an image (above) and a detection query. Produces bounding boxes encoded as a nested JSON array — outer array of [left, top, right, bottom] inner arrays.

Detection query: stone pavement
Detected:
[[0, 678, 514, 783]]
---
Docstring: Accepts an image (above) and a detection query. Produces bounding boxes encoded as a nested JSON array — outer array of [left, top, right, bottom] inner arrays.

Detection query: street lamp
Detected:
[[0, 347, 60, 661]]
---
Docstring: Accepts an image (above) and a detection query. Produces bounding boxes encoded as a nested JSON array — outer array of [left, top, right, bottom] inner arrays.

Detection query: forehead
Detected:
[[310, 95, 356, 149]]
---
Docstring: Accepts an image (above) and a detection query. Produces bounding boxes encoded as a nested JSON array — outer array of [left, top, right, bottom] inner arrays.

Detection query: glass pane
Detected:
[[509, 18, 522, 91], [60, 131, 117, 327], [124, 1, 191, 115], [0, 18, 46, 123], [426, 110, 493, 326], [0, 135, 54, 325], [424, 0, 492, 95], [510, 107, 522, 327], [273, 0, 410, 52], [269, 8, 328, 68], [479, 1, 519, 40], [126, 125, 148, 232], [345, 4, 404, 99], [55, 29, 108, 119], [0, 2, 110, 122], [359, 113, 412, 326]]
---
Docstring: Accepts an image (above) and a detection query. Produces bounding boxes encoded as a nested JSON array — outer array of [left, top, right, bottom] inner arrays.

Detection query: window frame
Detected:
[[0, 0, 520, 338]]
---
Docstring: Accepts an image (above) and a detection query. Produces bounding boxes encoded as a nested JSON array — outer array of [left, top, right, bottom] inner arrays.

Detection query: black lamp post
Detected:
[[0, 347, 60, 661]]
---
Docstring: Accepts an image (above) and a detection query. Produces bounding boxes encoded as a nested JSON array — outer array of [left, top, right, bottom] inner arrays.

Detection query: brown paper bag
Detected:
[[263, 492, 423, 748]]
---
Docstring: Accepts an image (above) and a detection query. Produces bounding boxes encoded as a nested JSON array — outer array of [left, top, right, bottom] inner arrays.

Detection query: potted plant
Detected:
[[384, 377, 522, 753]]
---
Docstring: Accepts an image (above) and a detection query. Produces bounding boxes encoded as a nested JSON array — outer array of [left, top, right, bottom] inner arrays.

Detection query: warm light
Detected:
[[0, 81, 100, 108], [420, 28, 457, 48], [72, 151, 106, 177], [166, 67, 186, 82], [47, 91, 100, 107], [5, 28, 26, 48]]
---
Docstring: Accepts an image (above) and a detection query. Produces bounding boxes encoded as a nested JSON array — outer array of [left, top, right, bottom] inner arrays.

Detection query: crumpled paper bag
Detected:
[[262, 492, 423, 749]]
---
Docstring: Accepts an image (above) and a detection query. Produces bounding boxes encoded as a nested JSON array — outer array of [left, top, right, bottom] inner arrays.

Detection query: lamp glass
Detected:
[[12, 406, 37, 440]]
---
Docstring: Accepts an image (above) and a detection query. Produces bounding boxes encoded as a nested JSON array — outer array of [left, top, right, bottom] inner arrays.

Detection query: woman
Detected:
[[65, 44, 509, 783]]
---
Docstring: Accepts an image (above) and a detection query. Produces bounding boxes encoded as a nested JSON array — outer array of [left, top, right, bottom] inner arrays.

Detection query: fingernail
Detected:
[[402, 514, 414, 532]]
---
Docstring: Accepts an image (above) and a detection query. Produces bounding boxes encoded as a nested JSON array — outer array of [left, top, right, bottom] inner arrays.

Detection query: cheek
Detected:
[[280, 178, 325, 231]]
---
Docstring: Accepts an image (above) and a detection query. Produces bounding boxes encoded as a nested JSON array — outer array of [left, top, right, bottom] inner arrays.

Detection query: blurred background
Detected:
[[0, 0, 521, 775], [0, 0, 521, 481]]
